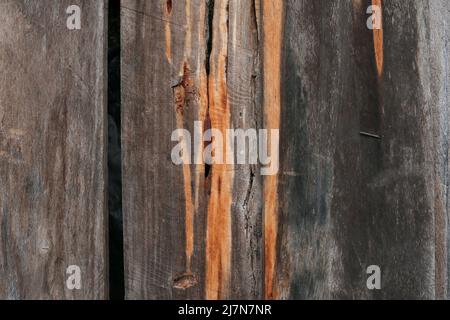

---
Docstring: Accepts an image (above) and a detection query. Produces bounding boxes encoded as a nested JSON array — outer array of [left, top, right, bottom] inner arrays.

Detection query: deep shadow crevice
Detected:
[[108, 0, 124, 300]]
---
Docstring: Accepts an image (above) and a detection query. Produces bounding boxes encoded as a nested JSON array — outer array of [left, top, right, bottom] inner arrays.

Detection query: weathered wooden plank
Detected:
[[270, 0, 450, 299], [122, 0, 209, 300], [227, 0, 264, 300], [428, 0, 450, 300], [122, 0, 263, 299], [0, 1, 108, 299]]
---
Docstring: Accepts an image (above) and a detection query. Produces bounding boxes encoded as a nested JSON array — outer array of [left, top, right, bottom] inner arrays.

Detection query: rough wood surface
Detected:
[[122, 0, 450, 300], [122, 0, 263, 299], [0, 0, 108, 299], [272, 0, 450, 299], [122, 0, 208, 300]]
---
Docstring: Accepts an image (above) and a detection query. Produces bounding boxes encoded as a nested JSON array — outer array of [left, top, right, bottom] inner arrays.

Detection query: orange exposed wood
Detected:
[[173, 65, 195, 273], [373, 0, 383, 77], [164, 1, 172, 63], [165, 24, 171, 63], [205, 0, 233, 300], [262, 0, 283, 300]]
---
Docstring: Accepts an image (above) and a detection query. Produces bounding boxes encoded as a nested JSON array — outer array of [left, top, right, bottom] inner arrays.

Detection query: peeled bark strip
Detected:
[[0, 1, 107, 299]]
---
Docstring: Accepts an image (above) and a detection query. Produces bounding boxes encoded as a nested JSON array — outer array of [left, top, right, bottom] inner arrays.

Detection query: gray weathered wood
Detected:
[[0, 0, 108, 299], [271, 0, 450, 299], [122, 0, 208, 300], [122, 0, 263, 299]]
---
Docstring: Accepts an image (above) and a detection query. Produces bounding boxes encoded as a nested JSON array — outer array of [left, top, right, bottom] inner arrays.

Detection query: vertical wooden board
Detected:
[[329, 0, 450, 299], [265, 0, 355, 300], [122, 0, 264, 299], [228, 0, 264, 300], [121, 0, 209, 300], [427, 0, 450, 299], [269, 0, 450, 299], [205, 0, 264, 299], [0, 1, 108, 299], [261, 0, 284, 300]]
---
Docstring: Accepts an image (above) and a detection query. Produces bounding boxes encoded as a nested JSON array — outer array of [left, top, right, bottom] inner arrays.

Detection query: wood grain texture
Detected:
[[228, 0, 263, 300], [122, 0, 209, 300], [272, 0, 450, 299], [0, 0, 108, 299], [261, 0, 283, 300], [122, 0, 263, 299], [122, 0, 450, 300]]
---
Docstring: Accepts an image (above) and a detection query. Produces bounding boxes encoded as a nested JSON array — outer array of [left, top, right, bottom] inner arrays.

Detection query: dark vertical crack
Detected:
[[108, 0, 124, 300], [166, 0, 173, 15], [251, 0, 260, 45], [242, 170, 255, 211], [205, 0, 215, 76], [250, 0, 260, 298], [204, 0, 215, 179]]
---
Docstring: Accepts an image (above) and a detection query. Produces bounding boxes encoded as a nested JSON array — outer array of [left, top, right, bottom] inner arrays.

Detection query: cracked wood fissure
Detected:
[[122, 0, 450, 300], [0, 1, 108, 299]]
